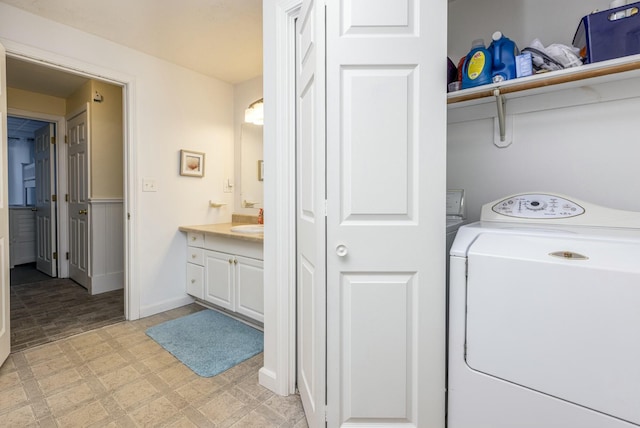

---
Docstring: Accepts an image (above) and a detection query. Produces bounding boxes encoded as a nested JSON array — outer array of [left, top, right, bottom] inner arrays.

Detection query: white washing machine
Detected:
[[448, 193, 640, 428]]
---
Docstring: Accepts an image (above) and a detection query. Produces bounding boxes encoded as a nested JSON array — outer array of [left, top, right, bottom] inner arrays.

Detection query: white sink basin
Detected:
[[230, 224, 264, 233]]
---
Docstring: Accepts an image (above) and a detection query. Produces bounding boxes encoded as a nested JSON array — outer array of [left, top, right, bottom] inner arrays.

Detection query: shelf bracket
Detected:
[[493, 89, 512, 147]]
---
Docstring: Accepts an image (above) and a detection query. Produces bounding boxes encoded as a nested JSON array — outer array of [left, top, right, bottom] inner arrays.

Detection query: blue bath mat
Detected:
[[146, 309, 263, 377]]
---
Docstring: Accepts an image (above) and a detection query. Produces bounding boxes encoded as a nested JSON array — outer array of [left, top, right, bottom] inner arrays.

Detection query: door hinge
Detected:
[[51, 136, 56, 145], [53, 252, 57, 260], [65, 252, 69, 260], [52, 194, 57, 202], [127, 213, 131, 220], [324, 200, 328, 217], [65, 135, 69, 144], [325, 406, 329, 422], [464, 342, 468, 359], [65, 194, 69, 202], [465, 260, 468, 278]]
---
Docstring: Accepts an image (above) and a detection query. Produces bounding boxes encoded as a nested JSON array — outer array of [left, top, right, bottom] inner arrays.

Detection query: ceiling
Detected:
[[0, 0, 263, 84], [7, 57, 90, 98], [7, 116, 48, 139]]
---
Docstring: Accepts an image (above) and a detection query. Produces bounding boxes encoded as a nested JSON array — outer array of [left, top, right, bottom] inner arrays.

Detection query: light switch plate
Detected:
[[223, 179, 233, 193], [142, 178, 157, 192]]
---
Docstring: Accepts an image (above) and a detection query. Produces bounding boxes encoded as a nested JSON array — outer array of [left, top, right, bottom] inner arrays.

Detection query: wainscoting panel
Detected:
[[89, 199, 124, 294]]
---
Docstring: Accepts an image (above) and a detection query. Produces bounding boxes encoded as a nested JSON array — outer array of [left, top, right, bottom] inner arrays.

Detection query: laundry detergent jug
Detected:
[[489, 31, 518, 82], [461, 39, 493, 89]]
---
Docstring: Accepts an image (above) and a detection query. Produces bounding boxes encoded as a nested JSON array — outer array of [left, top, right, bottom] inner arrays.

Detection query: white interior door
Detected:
[[34, 123, 56, 277], [296, 0, 326, 426], [325, 1, 447, 426], [67, 108, 90, 289], [0, 42, 11, 364]]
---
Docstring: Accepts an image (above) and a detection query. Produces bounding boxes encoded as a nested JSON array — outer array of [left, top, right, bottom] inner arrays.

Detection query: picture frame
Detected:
[[258, 160, 264, 181], [180, 150, 205, 177]]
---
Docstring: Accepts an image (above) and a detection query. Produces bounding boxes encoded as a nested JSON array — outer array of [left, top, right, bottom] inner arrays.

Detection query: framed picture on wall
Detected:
[[180, 150, 205, 177]]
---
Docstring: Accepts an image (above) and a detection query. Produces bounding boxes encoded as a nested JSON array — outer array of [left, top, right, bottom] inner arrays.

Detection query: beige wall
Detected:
[[7, 87, 65, 116], [89, 81, 123, 198], [66, 80, 91, 116], [66, 80, 123, 199]]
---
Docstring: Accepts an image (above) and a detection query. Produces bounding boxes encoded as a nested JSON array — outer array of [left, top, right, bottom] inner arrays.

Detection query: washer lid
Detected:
[[465, 232, 640, 424]]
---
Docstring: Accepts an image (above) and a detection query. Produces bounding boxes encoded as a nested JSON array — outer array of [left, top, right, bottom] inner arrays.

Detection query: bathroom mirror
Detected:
[[240, 123, 263, 209]]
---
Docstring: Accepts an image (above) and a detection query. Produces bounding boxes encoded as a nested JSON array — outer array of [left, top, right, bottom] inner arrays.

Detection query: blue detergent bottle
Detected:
[[461, 39, 493, 89], [489, 31, 519, 83]]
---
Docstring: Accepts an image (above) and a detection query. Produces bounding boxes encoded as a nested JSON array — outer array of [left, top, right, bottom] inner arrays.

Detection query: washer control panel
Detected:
[[491, 193, 585, 219]]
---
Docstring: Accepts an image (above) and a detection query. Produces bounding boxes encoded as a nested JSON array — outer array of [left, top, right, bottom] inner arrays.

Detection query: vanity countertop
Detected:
[[179, 223, 263, 243]]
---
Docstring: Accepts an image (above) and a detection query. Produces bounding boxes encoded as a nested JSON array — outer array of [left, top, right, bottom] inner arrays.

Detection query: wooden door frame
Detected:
[[8, 108, 67, 277], [3, 41, 139, 320]]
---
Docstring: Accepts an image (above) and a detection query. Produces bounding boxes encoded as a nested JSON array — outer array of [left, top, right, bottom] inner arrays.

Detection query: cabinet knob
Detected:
[[191, 279, 196, 284], [228, 259, 233, 264], [191, 254, 196, 259], [233, 259, 238, 265], [191, 236, 197, 241]]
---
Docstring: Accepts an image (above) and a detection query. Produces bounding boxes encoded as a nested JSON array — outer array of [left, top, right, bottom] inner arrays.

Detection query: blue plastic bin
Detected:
[[573, 2, 640, 63]]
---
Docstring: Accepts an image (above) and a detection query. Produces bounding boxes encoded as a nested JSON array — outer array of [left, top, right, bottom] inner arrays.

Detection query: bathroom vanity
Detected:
[[179, 223, 264, 324]]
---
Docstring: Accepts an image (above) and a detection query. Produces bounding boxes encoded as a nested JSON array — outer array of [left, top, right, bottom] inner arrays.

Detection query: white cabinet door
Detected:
[[204, 249, 235, 311], [235, 255, 264, 323]]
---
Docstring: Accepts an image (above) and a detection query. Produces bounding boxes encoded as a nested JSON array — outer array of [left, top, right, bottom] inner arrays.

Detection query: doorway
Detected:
[[5, 57, 128, 351], [7, 116, 52, 272]]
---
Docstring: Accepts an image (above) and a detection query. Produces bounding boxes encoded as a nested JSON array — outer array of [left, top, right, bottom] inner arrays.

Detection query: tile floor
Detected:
[[11, 272, 125, 352], [1, 304, 308, 427]]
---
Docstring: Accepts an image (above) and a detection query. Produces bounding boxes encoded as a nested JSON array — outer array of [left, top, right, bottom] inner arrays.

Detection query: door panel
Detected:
[[296, 0, 326, 426], [0, 42, 11, 364], [67, 110, 90, 289], [326, 0, 447, 426], [35, 123, 56, 277]]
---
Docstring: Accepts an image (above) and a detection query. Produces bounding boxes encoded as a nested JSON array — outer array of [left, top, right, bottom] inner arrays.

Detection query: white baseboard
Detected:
[[139, 295, 195, 318], [90, 271, 124, 295], [259, 367, 281, 395]]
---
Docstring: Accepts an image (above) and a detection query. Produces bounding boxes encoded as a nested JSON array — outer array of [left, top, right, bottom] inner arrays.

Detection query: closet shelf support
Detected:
[[494, 89, 506, 142]]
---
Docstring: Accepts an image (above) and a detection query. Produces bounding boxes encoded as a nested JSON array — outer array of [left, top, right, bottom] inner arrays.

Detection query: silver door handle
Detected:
[[336, 244, 348, 257]]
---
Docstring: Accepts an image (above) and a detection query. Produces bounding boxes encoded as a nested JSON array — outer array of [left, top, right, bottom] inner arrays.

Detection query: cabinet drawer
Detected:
[[187, 247, 204, 266], [187, 232, 205, 247], [186, 263, 204, 299]]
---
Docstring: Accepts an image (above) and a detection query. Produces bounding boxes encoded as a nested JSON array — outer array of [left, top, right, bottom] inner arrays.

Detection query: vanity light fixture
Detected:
[[244, 98, 264, 125]]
